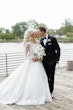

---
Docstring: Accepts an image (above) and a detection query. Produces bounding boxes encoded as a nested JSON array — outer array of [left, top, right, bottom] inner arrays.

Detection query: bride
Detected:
[[0, 29, 52, 105]]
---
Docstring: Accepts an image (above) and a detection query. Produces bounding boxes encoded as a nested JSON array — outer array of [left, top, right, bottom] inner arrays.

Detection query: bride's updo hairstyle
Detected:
[[23, 28, 37, 44]]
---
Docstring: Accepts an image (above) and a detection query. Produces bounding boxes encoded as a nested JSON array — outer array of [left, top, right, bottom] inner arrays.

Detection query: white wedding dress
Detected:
[[0, 42, 52, 105]]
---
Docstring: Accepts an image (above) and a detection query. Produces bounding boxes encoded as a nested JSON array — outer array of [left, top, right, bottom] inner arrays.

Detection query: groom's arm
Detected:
[[52, 37, 60, 62]]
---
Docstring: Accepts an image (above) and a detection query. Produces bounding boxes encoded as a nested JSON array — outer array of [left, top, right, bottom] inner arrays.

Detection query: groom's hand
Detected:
[[32, 57, 38, 62]]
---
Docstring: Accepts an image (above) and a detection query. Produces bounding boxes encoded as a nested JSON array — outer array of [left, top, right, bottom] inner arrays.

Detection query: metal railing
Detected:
[[0, 48, 73, 76], [0, 52, 25, 76], [58, 48, 73, 68]]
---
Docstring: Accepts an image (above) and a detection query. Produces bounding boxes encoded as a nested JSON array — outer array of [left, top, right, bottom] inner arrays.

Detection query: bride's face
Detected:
[[31, 32, 37, 39]]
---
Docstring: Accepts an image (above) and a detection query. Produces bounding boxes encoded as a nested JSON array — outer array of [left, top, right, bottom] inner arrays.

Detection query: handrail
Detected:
[[0, 48, 73, 76], [0, 52, 25, 76]]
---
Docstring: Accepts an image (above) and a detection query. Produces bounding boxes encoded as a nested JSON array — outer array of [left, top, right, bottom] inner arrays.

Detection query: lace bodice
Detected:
[[24, 41, 40, 59]]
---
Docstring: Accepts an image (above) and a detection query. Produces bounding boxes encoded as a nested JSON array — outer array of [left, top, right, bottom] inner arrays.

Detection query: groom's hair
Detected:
[[38, 27, 46, 33]]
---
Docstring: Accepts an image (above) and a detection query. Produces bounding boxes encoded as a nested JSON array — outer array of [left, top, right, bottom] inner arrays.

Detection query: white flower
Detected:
[[33, 44, 46, 60], [48, 39, 51, 42]]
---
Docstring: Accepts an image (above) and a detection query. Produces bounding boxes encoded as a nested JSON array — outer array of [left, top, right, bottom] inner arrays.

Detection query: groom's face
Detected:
[[37, 29, 44, 37]]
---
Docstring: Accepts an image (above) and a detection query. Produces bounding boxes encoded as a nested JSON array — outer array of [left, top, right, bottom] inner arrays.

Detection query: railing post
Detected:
[[6, 54, 8, 77]]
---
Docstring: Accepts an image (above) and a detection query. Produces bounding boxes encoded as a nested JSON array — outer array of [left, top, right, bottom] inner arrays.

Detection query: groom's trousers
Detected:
[[43, 62, 56, 93]]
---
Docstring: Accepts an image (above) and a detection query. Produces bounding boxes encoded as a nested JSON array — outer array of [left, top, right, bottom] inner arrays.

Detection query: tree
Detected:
[[0, 33, 15, 40], [27, 19, 39, 29], [62, 18, 73, 27], [12, 22, 28, 37], [56, 18, 73, 36], [62, 18, 73, 34], [56, 27, 65, 35], [0, 27, 6, 33], [6, 29, 10, 33], [38, 23, 48, 30], [47, 29, 56, 36]]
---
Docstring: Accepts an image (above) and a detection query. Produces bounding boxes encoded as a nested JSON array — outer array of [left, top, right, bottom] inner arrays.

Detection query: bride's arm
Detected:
[[24, 42, 39, 61], [24, 42, 30, 58]]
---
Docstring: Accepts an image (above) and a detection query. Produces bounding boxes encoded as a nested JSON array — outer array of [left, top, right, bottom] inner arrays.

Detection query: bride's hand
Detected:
[[32, 57, 38, 62]]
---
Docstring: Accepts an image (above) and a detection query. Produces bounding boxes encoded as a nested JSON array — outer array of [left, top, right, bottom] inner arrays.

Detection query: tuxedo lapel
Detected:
[[40, 39, 45, 47], [46, 35, 51, 46]]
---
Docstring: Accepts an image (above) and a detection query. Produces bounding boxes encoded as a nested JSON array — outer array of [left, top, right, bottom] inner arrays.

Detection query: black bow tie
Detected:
[[42, 37, 46, 40]]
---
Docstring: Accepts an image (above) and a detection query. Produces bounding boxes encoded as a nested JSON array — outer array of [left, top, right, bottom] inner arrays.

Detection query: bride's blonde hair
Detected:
[[23, 29, 37, 44]]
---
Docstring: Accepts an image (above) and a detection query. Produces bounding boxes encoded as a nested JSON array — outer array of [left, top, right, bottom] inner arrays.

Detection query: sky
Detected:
[[0, 0, 73, 30]]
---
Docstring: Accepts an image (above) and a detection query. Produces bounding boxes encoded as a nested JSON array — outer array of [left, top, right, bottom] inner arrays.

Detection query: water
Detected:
[[0, 42, 73, 54], [0, 42, 73, 74], [0, 42, 24, 54], [59, 43, 73, 49]]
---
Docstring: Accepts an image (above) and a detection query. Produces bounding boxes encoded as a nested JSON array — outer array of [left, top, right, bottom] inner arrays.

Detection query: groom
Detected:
[[38, 27, 60, 97]]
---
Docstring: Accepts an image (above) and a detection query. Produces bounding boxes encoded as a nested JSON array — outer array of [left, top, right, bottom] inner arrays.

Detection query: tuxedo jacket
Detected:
[[40, 35, 60, 66]]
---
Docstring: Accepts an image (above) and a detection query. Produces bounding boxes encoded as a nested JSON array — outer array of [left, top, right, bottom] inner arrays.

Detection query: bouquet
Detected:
[[33, 44, 46, 60]]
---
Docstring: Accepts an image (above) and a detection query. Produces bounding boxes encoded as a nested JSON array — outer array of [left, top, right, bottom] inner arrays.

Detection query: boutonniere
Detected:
[[48, 39, 51, 42]]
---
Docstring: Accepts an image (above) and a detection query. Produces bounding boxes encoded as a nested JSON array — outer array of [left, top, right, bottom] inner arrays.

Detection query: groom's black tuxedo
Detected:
[[40, 35, 60, 93]]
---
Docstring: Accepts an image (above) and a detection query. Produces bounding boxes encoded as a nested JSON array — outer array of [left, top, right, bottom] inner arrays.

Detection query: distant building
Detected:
[[55, 34, 61, 38]]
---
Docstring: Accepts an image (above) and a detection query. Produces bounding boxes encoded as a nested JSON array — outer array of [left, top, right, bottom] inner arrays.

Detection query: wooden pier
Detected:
[[0, 68, 73, 110]]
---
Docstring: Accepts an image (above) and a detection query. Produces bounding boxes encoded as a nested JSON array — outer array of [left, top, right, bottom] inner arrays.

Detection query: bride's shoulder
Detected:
[[24, 42, 31, 48], [25, 41, 31, 45]]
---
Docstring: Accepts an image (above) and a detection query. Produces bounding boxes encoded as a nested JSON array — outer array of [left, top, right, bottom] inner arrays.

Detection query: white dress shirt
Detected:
[[43, 34, 48, 46]]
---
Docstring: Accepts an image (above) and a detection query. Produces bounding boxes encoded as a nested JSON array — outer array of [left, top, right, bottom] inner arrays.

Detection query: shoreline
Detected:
[[57, 40, 73, 43], [0, 40, 73, 43]]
